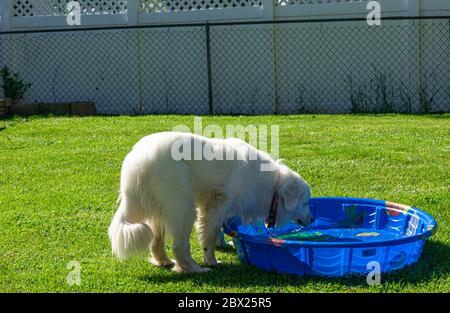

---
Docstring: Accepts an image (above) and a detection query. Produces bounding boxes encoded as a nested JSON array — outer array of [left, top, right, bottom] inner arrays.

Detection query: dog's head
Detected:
[[275, 165, 312, 227]]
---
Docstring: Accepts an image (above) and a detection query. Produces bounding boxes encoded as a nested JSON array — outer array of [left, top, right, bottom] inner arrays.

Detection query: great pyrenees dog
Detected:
[[108, 131, 312, 273]]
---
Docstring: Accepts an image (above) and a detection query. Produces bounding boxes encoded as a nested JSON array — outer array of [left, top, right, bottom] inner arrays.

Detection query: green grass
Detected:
[[0, 114, 448, 292]]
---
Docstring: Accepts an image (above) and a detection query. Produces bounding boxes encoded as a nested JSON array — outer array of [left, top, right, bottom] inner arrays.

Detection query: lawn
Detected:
[[0, 114, 448, 293]]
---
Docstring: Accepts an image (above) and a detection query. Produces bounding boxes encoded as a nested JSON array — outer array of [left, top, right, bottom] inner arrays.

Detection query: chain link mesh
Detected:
[[1, 18, 449, 114]]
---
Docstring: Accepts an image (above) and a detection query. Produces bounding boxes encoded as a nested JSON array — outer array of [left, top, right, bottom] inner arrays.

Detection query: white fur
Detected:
[[108, 132, 311, 273]]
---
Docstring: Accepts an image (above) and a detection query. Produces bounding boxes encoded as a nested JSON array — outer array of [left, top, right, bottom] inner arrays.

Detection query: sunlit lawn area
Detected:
[[0, 114, 448, 292]]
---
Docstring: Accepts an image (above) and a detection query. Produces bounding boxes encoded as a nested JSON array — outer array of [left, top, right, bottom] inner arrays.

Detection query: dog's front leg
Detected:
[[202, 227, 222, 267], [197, 199, 230, 267]]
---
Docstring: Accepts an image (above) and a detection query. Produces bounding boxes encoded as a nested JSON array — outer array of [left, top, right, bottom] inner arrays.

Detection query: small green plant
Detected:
[[348, 75, 371, 113], [1, 66, 31, 104], [296, 86, 318, 114], [419, 75, 439, 113], [374, 69, 394, 113], [348, 66, 407, 113]]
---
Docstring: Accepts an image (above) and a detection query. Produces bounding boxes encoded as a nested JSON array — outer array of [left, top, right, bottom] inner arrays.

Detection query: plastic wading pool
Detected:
[[223, 197, 437, 277]]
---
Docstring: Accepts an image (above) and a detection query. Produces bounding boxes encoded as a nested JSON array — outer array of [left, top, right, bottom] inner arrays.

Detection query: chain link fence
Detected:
[[0, 17, 449, 115]]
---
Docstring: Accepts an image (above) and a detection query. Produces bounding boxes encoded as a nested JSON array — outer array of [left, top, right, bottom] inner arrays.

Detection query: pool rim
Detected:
[[223, 197, 437, 249]]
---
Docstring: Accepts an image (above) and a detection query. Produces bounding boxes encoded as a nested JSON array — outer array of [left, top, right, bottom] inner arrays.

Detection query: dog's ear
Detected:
[[278, 175, 304, 211]]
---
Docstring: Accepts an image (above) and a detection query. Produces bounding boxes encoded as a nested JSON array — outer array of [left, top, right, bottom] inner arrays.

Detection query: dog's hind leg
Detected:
[[171, 227, 208, 273], [148, 221, 173, 267], [158, 194, 208, 273]]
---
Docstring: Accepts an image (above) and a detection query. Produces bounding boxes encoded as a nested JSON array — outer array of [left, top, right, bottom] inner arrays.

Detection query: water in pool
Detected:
[[238, 222, 403, 243]]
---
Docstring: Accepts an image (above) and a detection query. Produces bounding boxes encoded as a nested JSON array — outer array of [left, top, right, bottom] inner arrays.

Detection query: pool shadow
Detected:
[[137, 239, 450, 290]]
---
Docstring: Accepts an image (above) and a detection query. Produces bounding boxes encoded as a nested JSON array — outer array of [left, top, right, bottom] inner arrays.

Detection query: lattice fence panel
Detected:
[[275, 0, 370, 6], [140, 0, 262, 14], [13, 0, 127, 17]]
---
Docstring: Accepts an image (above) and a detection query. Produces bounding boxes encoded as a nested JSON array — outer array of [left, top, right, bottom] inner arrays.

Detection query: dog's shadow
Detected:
[[137, 240, 450, 289]]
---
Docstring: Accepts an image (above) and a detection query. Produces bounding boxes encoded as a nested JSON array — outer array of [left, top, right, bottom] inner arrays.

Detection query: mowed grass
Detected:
[[0, 114, 448, 293]]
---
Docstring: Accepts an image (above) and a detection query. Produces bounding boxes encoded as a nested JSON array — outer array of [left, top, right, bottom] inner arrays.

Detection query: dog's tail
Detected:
[[108, 195, 153, 259]]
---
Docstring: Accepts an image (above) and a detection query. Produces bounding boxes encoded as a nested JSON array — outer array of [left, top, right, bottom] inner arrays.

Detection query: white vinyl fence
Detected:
[[0, 0, 450, 114], [3, 0, 450, 30]]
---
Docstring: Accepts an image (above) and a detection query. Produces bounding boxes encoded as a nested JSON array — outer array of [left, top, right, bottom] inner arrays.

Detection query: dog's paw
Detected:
[[197, 267, 211, 273], [204, 259, 221, 267], [172, 264, 211, 273], [149, 258, 174, 268]]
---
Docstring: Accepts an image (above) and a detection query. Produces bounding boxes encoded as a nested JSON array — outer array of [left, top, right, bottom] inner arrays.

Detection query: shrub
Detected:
[[1, 66, 31, 104]]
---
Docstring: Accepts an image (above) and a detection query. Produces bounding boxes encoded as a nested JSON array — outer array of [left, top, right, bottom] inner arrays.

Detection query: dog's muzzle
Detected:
[[296, 217, 314, 227]]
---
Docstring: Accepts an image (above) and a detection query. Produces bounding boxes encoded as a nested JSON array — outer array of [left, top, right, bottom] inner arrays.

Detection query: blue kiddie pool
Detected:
[[223, 197, 437, 277]]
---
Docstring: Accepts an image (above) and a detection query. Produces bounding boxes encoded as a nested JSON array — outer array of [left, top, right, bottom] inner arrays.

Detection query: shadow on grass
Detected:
[[137, 240, 450, 289]]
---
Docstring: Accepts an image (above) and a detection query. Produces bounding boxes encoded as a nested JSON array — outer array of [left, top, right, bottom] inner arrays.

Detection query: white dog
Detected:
[[108, 132, 312, 273]]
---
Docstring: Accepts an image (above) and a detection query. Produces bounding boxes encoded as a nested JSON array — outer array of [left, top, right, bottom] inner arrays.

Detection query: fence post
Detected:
[[263, 0, 274, 21], [0, 0, 11, 31], [407, 0, 426, 112], [205, 22, 213, 115], [265, 0, 280, 114], [402, 0, 421, 112], [128, 0, 144, 114], [408, 0, 420, 16], [127, 0, 139, 26], [417, 0, 427, 112]]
